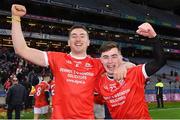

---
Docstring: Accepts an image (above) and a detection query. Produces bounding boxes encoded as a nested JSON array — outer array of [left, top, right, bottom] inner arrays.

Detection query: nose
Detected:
[[75, 36, 81, 41], [107, 57, 113, 63]]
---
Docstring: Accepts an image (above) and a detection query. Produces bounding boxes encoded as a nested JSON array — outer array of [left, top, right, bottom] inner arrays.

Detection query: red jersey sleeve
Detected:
[[47, 52, 65, 73], [127, 64, 146, 85]]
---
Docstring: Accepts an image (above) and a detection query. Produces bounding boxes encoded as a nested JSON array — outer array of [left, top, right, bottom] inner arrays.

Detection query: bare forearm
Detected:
[[12, 17, 28, 55], [11, 17, 46, 66], [11, 4, 47, 67]]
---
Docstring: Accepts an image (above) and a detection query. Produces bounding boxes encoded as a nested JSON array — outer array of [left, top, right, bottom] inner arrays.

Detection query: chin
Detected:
[[107, 71, 113, 75]]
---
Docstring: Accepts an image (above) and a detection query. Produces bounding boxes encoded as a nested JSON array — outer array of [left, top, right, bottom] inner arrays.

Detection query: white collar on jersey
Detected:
[[106, 73, 114, 81], [69, 52, 87, 60]]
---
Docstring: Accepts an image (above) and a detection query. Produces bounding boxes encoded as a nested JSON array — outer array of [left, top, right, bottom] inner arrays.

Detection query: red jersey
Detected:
[[34, 81, 49, 108], [4, 80, 12, 91], [97, 65, 151, 119], [46, 52, 104, 119]]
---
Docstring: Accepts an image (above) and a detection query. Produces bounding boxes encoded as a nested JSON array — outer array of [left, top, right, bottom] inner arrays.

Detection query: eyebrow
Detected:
[[71, 33, 86, 36], [102, 54, 118, 57], [102, 55, 108, 57]]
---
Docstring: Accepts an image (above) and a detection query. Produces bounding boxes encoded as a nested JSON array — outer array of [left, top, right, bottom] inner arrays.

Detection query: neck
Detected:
[[70, 52, 87, 59]]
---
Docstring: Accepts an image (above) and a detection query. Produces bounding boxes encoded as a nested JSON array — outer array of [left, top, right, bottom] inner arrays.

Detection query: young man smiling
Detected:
[[97, 22, 166, 119]]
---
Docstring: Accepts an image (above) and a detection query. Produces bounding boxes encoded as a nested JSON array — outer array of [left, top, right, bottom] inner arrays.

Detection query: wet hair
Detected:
[[68, 25, 89, 37], [99, 41, 121, 54]]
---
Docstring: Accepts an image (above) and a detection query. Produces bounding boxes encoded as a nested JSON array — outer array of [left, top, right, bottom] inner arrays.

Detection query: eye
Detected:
[[112, 54, 118, 59], [80, 35, 85, 38], [102, 56, 109, 59], [71, 35, 77, 38]]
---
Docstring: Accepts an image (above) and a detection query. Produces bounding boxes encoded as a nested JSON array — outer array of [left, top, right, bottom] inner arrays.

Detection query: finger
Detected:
[[114, 70, 124, 81], [115, 58, 123, 80], [113, 69, 120, 81], [136, 29, 142, 34], [113, 67, 119, 80], [113, 59, 120, 79], [136, 28, 145, 34], [15, 6, 23, 12], [114, 74, 121, 82], [140, 33, 150, 38], [138, 27, 150, 33], [137, 30, 149, 36], [21, 6, 26, 12]]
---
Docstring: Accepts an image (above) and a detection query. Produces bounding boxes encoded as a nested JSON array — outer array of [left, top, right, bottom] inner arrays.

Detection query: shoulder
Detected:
[[19, 84, 26, 89], [46, 52, 67, 66], [88, 57, 101, 65], [47, 51, 66, 56], [127, 64, 148, 79], [127, 64, 144, 73]]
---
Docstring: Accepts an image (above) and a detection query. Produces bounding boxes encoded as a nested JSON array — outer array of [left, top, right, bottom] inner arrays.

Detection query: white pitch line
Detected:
[[149, 107, 180, 111]]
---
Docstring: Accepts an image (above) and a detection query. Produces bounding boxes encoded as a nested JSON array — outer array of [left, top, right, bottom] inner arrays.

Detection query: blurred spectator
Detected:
[[3, 78, 12, 92], [22, 78, 32, 109], [6, 76, 27, 119], [155, 78, 164, 108], [16, 65, 23, 75], [175, 75, 180, 89], [29, 85, 36, 108], [34, 80, 50, 119]]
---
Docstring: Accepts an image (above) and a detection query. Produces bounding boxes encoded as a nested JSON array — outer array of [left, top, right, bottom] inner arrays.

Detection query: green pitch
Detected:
[[1, 102, 180, 119], [149, 102, 180, 119]]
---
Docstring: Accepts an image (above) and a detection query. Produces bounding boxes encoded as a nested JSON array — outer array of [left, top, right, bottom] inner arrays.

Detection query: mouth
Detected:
[[74, 43, 83, 47], [107, 65, 116, 70]]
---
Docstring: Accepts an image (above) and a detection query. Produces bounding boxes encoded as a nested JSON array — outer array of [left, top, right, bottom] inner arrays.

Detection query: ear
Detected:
[[67, 40, 70, 46], [119, 54, 123, 60], [87, 39, 90, 46]]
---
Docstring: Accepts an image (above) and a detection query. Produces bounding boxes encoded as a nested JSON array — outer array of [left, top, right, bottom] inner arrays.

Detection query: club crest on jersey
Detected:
[[104, 83, 120, 92], [85, 63, 92, 68]]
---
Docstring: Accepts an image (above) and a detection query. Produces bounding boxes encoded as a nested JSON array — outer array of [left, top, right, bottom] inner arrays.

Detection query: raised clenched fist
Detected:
[[11, 4, 26, 17], [136, 22, 157, 38]]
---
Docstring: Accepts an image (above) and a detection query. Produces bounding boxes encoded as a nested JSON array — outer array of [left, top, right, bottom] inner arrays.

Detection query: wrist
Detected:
[[11, 15, 21, 22]]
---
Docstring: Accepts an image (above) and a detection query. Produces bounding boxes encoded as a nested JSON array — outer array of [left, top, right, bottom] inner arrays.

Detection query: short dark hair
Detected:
[[99, 41, 121, 54], [158, 77, 162, 82], [68, 25, 89, 36]]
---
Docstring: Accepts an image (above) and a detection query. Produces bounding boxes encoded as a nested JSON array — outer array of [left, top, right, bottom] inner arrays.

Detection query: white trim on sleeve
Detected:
[[43, 51, 49, 67], [142, 64, 149, 79]]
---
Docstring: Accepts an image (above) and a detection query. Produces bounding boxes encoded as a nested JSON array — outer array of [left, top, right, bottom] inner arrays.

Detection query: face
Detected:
[[68, 28, 90, 55], [100, 48, 123, 76], [12, 77, 18, 84]]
